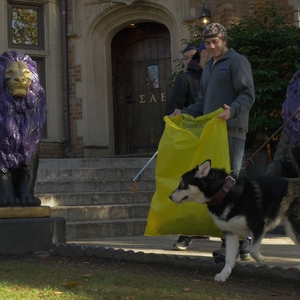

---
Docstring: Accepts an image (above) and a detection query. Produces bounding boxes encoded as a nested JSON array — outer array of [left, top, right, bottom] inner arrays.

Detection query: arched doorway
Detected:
[[112, 22, 171, 155]]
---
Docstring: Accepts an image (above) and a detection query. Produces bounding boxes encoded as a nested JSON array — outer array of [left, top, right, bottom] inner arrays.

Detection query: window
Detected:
[[146, 65, 159, 89], [8, 1, 44, 50], [32, 56, 46, 89]]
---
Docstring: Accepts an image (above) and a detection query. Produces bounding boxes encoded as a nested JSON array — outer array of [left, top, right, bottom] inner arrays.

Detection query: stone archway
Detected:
[[112, 22, 171, 155], [80, 2, 189, 157]]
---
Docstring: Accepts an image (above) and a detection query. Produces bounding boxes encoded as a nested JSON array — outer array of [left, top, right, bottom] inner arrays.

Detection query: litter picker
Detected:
[[131, 150, 158, 183]]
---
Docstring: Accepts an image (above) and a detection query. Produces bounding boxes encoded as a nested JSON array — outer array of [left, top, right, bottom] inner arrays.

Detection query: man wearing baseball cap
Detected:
[[181, 45, 198, 71], [164, 43, 211, 250], [169, 23, 255, 261], [164, 43, 210, 116]]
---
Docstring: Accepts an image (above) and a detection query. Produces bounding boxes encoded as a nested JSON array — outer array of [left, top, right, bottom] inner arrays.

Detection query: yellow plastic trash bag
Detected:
[[144, 108, 230, 237]]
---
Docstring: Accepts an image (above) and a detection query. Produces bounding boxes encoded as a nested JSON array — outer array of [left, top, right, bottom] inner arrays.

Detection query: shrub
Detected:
[[228, 2, 300, 147], [173, 2, 300, 148]]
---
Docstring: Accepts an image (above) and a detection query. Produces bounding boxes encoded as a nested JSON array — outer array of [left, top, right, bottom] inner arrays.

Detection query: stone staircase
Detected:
[[35, 157, 156, 240]]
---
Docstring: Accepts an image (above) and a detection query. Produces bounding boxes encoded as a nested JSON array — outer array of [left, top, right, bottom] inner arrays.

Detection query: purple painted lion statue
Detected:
[[0, 50, 47, 206], [266, 69, 300, 177]]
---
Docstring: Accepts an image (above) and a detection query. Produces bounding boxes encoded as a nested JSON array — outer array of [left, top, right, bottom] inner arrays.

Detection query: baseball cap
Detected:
[[203, 23, 227, 39], [198, 43, 206, 52], [183, 45, 197, 53]]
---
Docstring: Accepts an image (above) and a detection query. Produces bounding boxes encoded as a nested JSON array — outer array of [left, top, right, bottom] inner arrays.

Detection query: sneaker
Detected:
[[212, 239, 225, 258], [239, 237, 251, 260], [213, 237, 251, 263], [214, 247, 226, 263], [172, 235, 192, 250]]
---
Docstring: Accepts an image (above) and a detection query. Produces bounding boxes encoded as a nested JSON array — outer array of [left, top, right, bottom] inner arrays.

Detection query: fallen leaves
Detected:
[[61, 272, 95, 290], [54, 291, 64, 295], [76, 273, 93, 278], [62, 281, 81, 287], [129, 181, 139, 194]]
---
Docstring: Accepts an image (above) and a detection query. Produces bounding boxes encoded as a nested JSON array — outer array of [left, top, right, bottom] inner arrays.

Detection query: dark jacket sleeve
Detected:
[[181, 79, 204, 117], [164, 74, 188, 115]]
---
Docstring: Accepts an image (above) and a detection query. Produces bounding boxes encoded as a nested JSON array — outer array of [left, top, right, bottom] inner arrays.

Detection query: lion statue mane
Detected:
[[0, 50, 47, 207]]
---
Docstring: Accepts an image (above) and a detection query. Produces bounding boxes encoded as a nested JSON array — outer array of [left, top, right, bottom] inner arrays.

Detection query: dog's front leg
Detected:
[[214, 234, 239, 282], [249, 235, 265, 264]]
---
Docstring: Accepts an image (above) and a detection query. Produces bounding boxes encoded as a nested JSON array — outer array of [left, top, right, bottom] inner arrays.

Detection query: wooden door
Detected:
[[112, 23, 171, 155]]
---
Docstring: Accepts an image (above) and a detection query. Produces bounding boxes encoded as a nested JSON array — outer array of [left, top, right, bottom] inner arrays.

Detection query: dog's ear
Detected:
[[195, 160, 211, 178]]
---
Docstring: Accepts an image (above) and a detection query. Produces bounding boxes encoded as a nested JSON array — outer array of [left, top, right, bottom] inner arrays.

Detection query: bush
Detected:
[[228, 2, 300, 147], [175, 2, 300, 148]]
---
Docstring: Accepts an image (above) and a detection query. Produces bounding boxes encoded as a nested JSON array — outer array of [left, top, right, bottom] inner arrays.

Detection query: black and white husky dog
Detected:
[[169, 159, 300, 282]]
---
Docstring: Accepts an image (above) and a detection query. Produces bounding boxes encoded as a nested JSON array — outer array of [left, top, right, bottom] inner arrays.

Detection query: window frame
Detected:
[[7, 1, 45, 50]]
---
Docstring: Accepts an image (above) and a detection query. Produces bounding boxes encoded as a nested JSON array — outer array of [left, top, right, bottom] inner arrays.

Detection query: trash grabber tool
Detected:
[[131, 150, 158, 183]]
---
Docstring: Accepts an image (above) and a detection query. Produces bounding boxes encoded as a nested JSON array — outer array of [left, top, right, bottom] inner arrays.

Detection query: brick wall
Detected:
[[40, 0, 84, 159], [64, 0, 84, 158], [67, 44, 84, 158], [39, 142, 65, 158], [191, 0, 294, 27], [38, 0, 83, 159]]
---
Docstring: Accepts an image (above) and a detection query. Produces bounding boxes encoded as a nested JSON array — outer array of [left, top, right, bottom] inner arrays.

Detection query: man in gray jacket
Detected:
[[170, 23, 255, 262]]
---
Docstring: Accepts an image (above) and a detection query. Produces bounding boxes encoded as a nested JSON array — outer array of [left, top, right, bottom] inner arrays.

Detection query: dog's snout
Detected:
[[169, 193, 188, 203]]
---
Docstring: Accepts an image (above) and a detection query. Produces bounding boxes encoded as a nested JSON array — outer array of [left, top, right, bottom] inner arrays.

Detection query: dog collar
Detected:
[[208, 174, 237, 206]]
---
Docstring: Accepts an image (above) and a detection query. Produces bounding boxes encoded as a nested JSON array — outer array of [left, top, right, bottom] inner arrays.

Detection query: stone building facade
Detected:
[[0, 0, 299, 159]]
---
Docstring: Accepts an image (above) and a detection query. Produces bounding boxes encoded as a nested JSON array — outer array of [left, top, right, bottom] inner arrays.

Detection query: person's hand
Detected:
[[168, 109, 182, 117], [216, 104, 230, 120]]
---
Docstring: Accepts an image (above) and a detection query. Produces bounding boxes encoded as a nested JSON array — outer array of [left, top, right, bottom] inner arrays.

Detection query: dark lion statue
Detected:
[[0, 50, 47, 206], [266, 69, 300, 178]]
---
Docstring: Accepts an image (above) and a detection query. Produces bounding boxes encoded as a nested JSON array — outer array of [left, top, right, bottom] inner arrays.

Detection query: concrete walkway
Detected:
[[50, 233, 300, 281]]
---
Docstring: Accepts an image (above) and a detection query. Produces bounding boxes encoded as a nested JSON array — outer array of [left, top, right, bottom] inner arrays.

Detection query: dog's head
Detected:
[[169, 160, 212, 204]]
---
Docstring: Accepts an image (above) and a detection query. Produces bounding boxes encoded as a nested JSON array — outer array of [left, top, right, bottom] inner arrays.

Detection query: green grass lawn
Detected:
[[0, 254, 298, 300]]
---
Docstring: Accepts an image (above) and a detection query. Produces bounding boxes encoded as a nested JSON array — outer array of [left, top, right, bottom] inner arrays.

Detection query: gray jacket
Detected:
[[181, 48, 255, 140]]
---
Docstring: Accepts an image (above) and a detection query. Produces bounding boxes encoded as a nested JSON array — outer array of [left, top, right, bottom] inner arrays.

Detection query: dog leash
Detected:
[[209, 107, 300, 206], [239, 107, 300, 173]]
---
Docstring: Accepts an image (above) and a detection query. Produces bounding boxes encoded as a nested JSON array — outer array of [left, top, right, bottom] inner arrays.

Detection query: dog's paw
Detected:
[[214, 273, 229, 282], [256, 255, 265, 264], [250, 251, 264, 264]]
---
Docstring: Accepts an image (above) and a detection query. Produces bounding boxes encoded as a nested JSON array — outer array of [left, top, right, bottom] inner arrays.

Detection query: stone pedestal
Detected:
[[0, 206, 51, 219], [0, 207, 66, 254]]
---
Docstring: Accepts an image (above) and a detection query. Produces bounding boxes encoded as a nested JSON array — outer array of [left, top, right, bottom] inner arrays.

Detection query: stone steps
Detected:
[[66, 218, 147, 239], [37, 167, 155, 181], [39, 191, 153, 206], [35, 179, 154, 193], [36, 157, 156, 240], [50, 203, 150, 221]]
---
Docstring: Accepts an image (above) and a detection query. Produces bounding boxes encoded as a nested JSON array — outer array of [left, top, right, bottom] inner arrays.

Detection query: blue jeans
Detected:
[[227, 136, 249, 246], [228, 136, 245, 171]]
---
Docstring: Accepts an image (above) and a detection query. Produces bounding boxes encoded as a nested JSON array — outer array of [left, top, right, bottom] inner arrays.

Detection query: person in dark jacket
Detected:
[[165, 43, 211, 250], [266, 69, 300, 178], [181, 45, 198, 71], [164, 44, 210, 116], [170, 23, 255, 261]]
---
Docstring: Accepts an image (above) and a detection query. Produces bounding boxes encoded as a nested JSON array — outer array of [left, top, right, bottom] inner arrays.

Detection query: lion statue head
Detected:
[[0, 50, 47, 171]]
